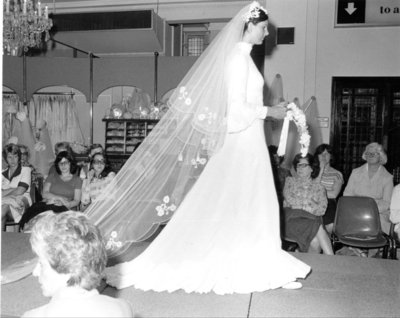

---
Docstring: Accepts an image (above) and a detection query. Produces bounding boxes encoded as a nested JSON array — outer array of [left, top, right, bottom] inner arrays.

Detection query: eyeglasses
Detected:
[[297, 163, 310, 168], [58, 160, 70, 166], [93, 160, 105, 165], [365, 152, 379, 158], [6, 154, 18, 161]]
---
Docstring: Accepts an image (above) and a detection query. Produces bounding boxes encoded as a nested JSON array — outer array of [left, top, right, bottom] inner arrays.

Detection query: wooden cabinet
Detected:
[[103, 118, 159, 172], [331, 77, 400, 182]]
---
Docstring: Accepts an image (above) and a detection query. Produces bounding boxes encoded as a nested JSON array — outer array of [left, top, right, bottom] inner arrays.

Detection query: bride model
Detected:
[[86, 1, 311, 294]]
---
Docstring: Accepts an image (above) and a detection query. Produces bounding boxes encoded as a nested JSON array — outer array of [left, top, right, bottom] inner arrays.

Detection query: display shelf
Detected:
[[103, 118, 159, 171]]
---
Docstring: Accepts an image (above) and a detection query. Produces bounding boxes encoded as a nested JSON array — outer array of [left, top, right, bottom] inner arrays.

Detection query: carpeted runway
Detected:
[[1, 232, 399, 317]]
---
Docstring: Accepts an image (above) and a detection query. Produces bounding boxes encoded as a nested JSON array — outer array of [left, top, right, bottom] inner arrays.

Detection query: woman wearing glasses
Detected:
[[80, 153, 115, 211], [20, 151, 82, 230], [343, 142, 393, 235], [282, 153, 333, 255]]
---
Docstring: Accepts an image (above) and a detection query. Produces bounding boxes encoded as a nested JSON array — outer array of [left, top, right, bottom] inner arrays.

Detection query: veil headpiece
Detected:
[[243, 1, 268, 22], [86, 2, 263, 258]]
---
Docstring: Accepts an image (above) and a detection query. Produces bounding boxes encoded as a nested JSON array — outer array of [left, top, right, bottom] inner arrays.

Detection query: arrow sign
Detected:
[[337, 0, 366, 24], [345, 2, 357, 15]]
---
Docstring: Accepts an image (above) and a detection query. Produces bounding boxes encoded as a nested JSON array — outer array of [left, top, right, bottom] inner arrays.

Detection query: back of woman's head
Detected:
[[30, 211, 107, 290], [54, 150, 78, 175]]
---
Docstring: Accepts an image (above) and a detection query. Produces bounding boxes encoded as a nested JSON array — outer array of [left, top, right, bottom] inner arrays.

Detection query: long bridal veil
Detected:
[[86, 3, 254, 259]]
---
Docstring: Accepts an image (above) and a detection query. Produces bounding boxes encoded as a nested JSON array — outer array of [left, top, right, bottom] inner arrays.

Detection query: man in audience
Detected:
[[22, 211, 133, 317]]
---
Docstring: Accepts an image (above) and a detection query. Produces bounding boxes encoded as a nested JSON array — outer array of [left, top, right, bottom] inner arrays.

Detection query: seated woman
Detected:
[[20, 151, 82, 230], [22, 211, 133, 317], [343, 142, 393, 234], [390, 183, 400, 238], [19, 144, 43, 202], [283, 153, 333, 255], [314, 144, 344, 233], [47, 142, 78, 178], [80, 152, 115, 211], [2, 144, 32, 231], [79, 143, 104, 180]]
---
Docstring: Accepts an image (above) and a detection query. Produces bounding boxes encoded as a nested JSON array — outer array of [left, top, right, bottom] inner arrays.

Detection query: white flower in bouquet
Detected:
[[287, 102, 310, 157]]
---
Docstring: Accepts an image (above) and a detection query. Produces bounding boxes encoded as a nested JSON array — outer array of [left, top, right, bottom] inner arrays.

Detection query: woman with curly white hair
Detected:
[[344, 142, 394, 235], [22, 211, 133, 317]]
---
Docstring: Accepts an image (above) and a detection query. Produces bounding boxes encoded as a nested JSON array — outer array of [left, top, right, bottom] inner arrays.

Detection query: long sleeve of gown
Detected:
[[225, 51, 268, 133]]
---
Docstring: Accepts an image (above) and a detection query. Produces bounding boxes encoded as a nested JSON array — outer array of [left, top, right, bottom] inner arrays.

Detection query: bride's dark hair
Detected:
[[244, 8, 269, 32]]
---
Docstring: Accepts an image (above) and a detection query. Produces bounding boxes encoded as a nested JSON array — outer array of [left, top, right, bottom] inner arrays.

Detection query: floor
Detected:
[[102, 242, 400, 318], [2, 233, 399, 318]]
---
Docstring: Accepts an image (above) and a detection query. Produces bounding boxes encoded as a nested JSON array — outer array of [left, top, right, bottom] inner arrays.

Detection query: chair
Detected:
[[331, 196, 393, 259], [389, 223, 399, 260]]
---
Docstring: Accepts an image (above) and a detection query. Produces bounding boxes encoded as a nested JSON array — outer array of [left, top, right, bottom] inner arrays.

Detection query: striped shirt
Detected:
[[320, 166, 343, 199]]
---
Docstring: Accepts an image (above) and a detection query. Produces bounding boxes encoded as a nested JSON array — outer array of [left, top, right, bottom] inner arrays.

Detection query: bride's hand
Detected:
[[267, 102, 288, 120]]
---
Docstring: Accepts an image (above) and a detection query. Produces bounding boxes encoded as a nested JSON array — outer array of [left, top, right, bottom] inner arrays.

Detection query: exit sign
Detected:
[[336, 0, 400, 27]]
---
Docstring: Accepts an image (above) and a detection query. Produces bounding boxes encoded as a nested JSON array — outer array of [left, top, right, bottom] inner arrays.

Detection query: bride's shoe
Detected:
[[282, 281, 302, 289]]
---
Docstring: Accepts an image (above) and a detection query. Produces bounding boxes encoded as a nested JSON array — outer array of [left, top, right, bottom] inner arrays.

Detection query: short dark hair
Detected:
[[3, 143, 22, 162], [54, 151, 78, 175], [292, 153, 320, 179]]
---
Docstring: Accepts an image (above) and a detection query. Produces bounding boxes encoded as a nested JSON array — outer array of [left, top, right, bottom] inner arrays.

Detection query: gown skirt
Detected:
[[105, 120, 311, 294]]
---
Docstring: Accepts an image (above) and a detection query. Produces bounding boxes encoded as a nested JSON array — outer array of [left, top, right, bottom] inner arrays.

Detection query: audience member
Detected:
[[283, 153, 333, 255], [314, 143, 344, 233], [79, 144, 104, 180], [47, 142, 77, 177], [21, 211, 133, 317], [80, 152, 115, 211], [2, 144, 32, 231], [343, 142, 393, 234], [20, 151, 82, 230], [390, 183, 400, 238], [19, 143, 43, 202]]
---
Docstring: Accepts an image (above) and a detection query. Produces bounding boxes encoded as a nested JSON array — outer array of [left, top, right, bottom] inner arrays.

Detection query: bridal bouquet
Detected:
[[277, 102, 310, 157]]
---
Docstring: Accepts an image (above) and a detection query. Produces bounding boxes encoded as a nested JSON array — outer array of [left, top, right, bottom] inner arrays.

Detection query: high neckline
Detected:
[[237, 41, 253, 52]]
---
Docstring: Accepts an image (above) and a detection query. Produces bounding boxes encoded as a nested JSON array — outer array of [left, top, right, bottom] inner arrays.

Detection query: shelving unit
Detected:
[[103, 118, 159, 171]]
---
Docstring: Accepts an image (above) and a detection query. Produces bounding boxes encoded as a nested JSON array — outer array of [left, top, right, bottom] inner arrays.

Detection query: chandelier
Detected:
[[3, 0, 53, 56]]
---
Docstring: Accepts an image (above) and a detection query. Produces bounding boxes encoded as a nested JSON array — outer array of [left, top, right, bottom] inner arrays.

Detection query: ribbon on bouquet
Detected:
[[277, 116, 290, 157]]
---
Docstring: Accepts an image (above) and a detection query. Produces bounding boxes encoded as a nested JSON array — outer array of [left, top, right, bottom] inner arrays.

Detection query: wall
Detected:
[[3, 0, 400, 147], [264, 0, 400, 142]]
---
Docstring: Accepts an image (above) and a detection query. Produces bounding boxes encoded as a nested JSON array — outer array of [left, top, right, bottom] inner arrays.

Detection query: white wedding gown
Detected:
[[105, 42, 311, 294]]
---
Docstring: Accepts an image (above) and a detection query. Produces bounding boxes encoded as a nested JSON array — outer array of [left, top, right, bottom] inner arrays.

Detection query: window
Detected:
[[182, 24, 210, 57]]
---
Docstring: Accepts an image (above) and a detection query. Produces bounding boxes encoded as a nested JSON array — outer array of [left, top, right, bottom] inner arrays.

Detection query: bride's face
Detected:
[[248, 20, 269, 45]]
